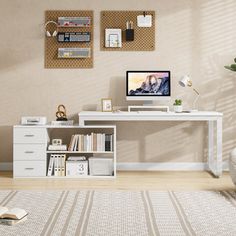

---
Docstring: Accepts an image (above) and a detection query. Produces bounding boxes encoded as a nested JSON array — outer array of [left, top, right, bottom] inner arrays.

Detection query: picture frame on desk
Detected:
[[101, 98, 113, 112]]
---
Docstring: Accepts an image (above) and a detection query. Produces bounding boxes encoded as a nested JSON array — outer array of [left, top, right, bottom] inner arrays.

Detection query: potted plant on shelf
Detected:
[[225, 57, 236, 72], [173, 99, 183, 113]]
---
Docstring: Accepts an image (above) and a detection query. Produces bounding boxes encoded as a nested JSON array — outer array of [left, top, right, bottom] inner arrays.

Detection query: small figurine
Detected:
[[56, 104, 68, 121]]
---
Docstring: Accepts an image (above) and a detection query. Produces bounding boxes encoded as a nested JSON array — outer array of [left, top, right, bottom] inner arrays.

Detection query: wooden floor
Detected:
[[0, 171, 235, 190]]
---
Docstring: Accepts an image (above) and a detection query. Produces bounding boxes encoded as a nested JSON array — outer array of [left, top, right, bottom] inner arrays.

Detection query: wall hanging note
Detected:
[[137, 11, 152, 27], [101, 10, 155, 51]]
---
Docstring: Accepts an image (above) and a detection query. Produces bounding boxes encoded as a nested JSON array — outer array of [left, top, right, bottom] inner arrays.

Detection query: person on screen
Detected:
[[129, 74, 169, 95]]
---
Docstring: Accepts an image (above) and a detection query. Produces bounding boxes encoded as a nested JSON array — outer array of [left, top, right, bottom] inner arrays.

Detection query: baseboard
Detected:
[[0, 162, 13, 171], [117, 161, 229, 171], [0, 161, 229, 172]]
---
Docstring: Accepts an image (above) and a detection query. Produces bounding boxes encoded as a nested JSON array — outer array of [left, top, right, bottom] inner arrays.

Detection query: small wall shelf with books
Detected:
[[13, 125, 116, 179]]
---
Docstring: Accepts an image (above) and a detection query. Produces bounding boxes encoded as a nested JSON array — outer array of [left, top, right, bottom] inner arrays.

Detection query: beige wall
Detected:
[[0, 0, 236, 164]]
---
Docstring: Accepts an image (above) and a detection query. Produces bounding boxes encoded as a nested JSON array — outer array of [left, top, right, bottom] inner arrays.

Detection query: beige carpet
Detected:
[[0, 190, 236, 236]]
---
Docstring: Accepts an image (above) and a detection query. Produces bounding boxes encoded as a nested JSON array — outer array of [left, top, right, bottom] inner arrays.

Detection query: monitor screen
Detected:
[[126, 71, 171, 100]]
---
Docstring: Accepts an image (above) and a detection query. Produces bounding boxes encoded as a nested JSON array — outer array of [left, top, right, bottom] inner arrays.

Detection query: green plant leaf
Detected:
[[174, 99, 182, 105], [234, 58, 236, 63], [224, 65, 236, 71]]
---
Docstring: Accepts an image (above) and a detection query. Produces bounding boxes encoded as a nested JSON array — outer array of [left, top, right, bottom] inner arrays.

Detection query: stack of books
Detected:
[[48, 144, 67, 151], [47, 154, 66, 176], [68, 133, 113, 152]]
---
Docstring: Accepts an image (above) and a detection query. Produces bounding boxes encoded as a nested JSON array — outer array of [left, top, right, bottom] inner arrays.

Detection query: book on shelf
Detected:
[[61, 155, 65, 176], [48, 145, 67, 151], [0, 206, 28, 226], [67, 133, 113, 152], [68, 133, 113, 152], [68, 134, 75, 151], [47, 154, 54, 176], [105, 134, 113, 151], [73, 135, 79, 151], [47, 154, 66, 177]]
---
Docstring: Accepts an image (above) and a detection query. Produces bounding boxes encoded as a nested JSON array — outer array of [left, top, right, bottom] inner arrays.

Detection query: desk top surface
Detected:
[[79, 111, 222, 117]]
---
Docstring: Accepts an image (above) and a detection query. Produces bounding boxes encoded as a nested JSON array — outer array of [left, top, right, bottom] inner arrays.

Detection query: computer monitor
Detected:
[[126, 71, 171, 101]]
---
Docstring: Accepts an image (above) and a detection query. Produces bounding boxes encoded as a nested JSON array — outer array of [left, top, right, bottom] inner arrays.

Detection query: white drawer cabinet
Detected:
[[14, 127, 47, 144], [14, 144, 46, 161], [13, 127, 48, 177], [13, 125, 116, 179], [14, 161, 46, 177]]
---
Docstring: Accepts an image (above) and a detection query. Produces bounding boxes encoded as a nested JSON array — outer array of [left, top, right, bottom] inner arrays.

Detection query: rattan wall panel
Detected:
[[45, 10, 93, 68], [100, 11, 155, 51]]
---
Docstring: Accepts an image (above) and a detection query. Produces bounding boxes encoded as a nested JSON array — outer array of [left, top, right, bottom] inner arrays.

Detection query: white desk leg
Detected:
[[216, 117, 223, 177], [208, 120, 214, 173]]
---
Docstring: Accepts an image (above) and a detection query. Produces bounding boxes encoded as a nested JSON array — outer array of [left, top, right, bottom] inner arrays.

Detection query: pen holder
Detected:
[[125, 29, 134, 41]]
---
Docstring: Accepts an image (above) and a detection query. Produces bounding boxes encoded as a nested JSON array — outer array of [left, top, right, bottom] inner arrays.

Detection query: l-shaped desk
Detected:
[[79, 111, 223, 177]]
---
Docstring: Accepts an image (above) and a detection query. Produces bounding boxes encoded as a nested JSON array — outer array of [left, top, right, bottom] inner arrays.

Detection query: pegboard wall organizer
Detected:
[[45, 10, 93, 69], [100, 10, 155, 51]]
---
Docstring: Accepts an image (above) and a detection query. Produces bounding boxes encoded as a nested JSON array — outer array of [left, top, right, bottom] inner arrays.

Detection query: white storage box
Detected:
[[66, 160, 88, 176], [89, 158, 113, 176]]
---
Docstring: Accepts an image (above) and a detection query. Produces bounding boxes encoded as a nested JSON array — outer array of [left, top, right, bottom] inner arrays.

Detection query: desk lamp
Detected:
[[179, 75, 200, 112]]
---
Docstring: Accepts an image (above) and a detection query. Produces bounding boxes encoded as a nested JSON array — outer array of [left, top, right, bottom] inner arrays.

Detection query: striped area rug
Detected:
[[0, 190, 236, 236]]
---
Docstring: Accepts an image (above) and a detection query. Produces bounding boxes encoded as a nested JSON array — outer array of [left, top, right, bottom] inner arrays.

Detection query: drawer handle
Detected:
[[24, 134, 35, 137], [25, 168, 34, 170], [25, 151, 34, 154]]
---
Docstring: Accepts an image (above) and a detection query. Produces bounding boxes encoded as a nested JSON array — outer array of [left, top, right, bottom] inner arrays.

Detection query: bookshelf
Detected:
[[13, 125, 116, 179]]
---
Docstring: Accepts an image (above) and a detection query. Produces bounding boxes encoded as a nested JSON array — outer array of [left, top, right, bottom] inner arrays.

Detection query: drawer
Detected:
[[14, 127, 47, 144], [14, 144, 46, 161], [14, 161, 46, 177]]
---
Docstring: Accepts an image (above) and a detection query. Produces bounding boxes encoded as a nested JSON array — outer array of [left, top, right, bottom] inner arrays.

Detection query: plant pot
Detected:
[[173, 105, 183, 113]]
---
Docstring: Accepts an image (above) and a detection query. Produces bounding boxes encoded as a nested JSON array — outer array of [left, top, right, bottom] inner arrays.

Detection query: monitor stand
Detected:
[[143, 100, 153, 106], [128, 102, 170, 112]]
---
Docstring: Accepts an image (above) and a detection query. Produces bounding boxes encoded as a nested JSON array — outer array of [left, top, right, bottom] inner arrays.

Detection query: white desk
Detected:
[[79, 111, 223, 177]]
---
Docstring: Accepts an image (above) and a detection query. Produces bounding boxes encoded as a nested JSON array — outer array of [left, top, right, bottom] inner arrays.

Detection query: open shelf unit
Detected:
[[13, 125, 116, 179]]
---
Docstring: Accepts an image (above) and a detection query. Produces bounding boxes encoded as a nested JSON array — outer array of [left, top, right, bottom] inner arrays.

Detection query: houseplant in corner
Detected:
[[173, 99, 183, 113]]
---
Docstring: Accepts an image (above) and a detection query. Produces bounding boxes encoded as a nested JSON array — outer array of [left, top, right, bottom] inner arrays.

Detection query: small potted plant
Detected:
[[173, 99, 183, 113]]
